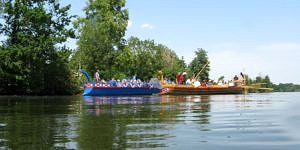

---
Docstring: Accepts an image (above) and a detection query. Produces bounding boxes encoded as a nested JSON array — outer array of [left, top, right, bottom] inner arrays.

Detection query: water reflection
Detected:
[[82, 96, 161, 116], [1, 93, 299, 149], [80, 96, 173, 149], [0, 96, 81, 149], [79, 95, 212, 149]]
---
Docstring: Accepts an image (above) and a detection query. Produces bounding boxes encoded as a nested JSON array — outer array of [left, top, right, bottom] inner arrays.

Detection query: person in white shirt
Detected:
[[95, 69, 100, 82]]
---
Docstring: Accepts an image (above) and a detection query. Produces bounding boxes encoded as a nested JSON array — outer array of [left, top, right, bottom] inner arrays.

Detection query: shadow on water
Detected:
[[0, 95, 214, 149], [80, 96, 168, 149], [79, 95, 212, 149], [1, 93, 300, 149], [0, 96, 81, 149], [82, 96, 161, 115]]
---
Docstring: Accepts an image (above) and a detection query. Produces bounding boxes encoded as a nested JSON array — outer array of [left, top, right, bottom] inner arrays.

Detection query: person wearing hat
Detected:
[[116, 79, 122, 87]]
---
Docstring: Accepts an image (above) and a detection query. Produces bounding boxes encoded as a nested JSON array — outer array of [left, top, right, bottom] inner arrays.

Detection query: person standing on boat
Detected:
[[239, 72, 245, 85], [179, 73, 184, 84], [133, 74, 137, 80], [95, 69, 100, 82], [176, 72, 181, 84]]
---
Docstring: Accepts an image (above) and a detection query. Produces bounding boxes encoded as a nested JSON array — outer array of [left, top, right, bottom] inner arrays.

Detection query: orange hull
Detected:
[[162, 84, 244, 95]]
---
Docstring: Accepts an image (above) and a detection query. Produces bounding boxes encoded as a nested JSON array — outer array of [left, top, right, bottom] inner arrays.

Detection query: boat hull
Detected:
[[163, 85, 244, 95], [83, 87, 161, 96]]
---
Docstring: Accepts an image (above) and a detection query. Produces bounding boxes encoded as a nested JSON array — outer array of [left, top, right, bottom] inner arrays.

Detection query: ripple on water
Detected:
[[0, 94, 300, 150]]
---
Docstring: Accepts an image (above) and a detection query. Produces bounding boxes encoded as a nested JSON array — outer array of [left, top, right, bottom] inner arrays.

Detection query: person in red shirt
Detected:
[[179, 73, 184, 84], [176, 72, 181, 84]]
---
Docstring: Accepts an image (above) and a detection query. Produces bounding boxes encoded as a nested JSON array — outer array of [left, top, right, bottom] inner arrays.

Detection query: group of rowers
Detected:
[[91, 69, 245, 88], [162, 72, 245, 87], [92, 69, 152, 88], [90, 78, 153, 88]]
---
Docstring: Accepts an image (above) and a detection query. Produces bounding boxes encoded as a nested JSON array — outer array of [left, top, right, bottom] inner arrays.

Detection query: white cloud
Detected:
[[127, 20, 133, 29], [209, 43, 300, 84], [140, 23, 154, 29], [258, 43, 300, 52]]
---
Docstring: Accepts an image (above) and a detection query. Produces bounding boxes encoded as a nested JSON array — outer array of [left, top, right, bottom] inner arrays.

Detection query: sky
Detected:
[[63, 0, 300, 84]]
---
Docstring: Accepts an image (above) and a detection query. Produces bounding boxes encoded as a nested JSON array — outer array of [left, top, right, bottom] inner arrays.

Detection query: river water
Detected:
[[0, 92, 300, 149]]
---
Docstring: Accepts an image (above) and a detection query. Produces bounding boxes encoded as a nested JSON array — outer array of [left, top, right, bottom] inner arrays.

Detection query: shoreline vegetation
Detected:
[[0, 0, 299, 95]]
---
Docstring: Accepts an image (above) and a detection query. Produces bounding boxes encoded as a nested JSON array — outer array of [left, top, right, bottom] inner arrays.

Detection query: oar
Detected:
[[195, 61, 209, 80]]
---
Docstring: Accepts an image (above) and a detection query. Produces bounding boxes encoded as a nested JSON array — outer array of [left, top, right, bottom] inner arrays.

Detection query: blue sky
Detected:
[[64, 0, 300, 84]]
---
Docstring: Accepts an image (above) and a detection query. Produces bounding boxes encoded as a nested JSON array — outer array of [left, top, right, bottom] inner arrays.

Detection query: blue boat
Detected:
[[80, 70, 162, 96]]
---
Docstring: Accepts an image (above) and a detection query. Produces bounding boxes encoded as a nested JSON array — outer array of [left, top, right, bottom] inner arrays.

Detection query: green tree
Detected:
[[114, 47, 134, 77], [73, 0, 129, 79], [218, 76, 225, 82], [0, 0, 76, 95], [255, 76, 263, 83], [274, 83, 300, 92], [245, 74, 252, 85], [188, 48, 210, 81], [125, 37, 185, 80], [161, 51, 186, 81], [262, 75, 273, 88]]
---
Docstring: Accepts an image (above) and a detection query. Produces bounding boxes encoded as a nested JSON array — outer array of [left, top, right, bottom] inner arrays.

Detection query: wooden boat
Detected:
[[161, 84, 245, 95], [157, 63, 272, 95], [80, 70, 162, 96], [158, 70, 245, 95], [157, 63, 249, 95]]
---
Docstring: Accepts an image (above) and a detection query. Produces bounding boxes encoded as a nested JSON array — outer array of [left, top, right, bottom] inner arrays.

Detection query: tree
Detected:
[[0, 0, 76, 95], [188, 48, 210, 81], [262, 75, 272, 88], [125, 37, 185, 80], [161, 51, 186, 81], [218, 76, 225, 82], [73, 0, 129, 79], [273, 83, 300, 92], [114, 46, 134, 77]]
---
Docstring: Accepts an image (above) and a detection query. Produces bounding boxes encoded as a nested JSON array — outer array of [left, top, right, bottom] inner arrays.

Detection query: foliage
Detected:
[[0, 0, 186, 95], [114, 46, 134, 76], [6, 0, 295, 95], [72, 34, 185, 81], [188, 48, 210, 81], [235, 74, 300, 93], [73, 0, 129, 78], [273, 83, 300, 92], [0, 0, 77, 95], [218, 76, 225, 82], [124, 37, 185, 80]]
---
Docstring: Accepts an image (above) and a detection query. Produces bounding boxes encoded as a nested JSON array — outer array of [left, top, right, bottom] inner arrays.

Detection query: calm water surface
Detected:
[[0, 93, 300, 149]]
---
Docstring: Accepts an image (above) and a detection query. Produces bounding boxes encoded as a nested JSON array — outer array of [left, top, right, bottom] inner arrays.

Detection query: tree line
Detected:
[[0, 0, 297, 95], [0, 0, 77, 95], [0, 0, 191, 95], [245, 75, 300, 92]]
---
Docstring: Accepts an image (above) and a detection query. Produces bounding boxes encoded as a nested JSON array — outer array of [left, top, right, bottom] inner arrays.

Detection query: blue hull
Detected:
[[83, 87, 161, 96]]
